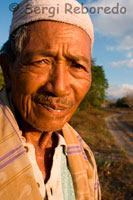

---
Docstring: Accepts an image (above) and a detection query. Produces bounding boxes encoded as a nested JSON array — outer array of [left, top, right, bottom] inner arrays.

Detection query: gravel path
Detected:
[[105, 113, 133, 161]]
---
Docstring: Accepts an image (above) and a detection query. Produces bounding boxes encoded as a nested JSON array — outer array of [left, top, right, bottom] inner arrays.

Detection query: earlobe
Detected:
[[0, 54, 11, 89]]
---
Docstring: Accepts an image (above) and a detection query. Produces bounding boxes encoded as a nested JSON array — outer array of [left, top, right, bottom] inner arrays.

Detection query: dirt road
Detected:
[[105, 113, 133, 160]]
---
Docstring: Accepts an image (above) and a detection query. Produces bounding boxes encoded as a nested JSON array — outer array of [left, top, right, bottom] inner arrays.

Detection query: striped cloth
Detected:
[[0, 88, 101, 200]]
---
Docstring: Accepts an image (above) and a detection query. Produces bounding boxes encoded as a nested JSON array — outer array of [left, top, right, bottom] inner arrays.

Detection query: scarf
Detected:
[[0, 89, 101, 200]]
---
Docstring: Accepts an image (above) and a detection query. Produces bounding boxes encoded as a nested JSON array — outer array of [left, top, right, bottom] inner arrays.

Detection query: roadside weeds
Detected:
[[70, 108, 133, 200]]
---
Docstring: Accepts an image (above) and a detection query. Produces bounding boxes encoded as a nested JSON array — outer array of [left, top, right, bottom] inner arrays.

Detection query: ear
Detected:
[[0, 54, 11, 89]]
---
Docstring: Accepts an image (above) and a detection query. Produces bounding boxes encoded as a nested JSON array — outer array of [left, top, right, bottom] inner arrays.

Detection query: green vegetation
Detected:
[[116, 95, 133, 108], [116, 97, 129, 108], [0, 68, 4, 90], [79, 61, 108, 109]]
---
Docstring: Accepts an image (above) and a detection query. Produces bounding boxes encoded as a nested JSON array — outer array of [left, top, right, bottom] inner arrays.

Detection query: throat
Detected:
[[24, 131, 58, 183], [35, 146, 56, 183]]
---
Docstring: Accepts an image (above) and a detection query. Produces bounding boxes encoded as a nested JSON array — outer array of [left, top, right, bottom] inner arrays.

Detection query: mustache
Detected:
[[31, 93, 74, 107]]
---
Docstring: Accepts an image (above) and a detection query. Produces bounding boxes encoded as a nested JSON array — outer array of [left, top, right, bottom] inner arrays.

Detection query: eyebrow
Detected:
[[65, 53, 90, 65], [23, 50, 90, 65], [23, 50, 57, 59]]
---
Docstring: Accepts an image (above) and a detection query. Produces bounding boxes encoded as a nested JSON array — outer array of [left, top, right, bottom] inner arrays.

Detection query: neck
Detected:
[[14, 105, 58, 149], [23, 131, 55, 148], [13, 104, 59, 182]]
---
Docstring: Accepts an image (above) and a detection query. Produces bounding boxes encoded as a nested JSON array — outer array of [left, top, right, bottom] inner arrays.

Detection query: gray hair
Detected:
[[0, 25, 28, 64]]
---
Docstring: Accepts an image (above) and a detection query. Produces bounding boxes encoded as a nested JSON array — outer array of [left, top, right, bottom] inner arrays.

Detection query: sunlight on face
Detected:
[[10, 21, 92, 131]]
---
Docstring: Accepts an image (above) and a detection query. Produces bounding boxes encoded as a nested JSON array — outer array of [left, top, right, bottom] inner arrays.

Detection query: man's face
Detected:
[[9, 21, 91, 131]]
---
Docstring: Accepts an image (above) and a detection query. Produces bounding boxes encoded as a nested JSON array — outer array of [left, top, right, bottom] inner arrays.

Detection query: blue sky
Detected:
[[0, 0, 133, 100]]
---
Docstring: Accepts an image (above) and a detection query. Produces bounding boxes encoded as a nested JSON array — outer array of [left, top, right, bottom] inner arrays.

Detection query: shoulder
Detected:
[[63, 123, 97, 165], [0, 88, 21, 137]]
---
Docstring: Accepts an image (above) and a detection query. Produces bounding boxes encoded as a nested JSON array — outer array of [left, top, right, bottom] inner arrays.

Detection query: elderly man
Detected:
[[0, 0, 101, 199]]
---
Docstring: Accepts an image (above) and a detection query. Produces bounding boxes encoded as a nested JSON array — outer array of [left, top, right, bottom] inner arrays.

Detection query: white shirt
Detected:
[[21, 133, 75, 200]]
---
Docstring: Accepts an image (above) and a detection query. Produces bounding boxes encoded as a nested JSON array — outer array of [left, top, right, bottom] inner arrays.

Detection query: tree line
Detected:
[[79, 60, 108, 109], [116, 95, 133, 108]]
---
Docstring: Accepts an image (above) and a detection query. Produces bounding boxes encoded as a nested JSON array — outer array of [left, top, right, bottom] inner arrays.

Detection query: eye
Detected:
[[72, 63, 85, 70], [33, 59, 51, 65]]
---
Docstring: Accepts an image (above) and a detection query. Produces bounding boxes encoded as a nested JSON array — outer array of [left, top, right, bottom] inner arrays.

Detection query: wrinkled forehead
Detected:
[[23, 21, 91, 57]]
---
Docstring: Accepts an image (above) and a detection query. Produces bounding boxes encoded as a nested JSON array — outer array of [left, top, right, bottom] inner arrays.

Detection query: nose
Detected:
[[44, 61, 71, 97]]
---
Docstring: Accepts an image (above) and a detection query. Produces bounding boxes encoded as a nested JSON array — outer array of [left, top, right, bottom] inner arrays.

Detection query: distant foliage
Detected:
[[126, 94, 133, 108], [0, 68, 4, 90], [116, 96, 131, 108], [79, 61, 108, 109]]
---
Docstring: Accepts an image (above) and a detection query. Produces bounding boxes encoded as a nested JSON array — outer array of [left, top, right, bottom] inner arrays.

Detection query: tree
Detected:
[[125, 91, 133, 108], [116, 93, 133, 108], [115, 97, 129, 108], [0, 67, 5, 90], [79, 61, 108, 109]]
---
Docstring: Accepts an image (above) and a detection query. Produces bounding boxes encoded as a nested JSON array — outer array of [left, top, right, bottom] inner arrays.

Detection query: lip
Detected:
[[35, 102, 71, 116], [42, 102, 69, 110]]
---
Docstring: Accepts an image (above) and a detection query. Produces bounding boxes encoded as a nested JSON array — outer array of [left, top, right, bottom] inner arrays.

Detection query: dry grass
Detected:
[[119, 111, 133, 130], [70, 108, 133, 200]]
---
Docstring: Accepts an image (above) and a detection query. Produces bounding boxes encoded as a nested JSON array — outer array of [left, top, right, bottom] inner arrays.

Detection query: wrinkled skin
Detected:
[[1, 21, 92, 181]]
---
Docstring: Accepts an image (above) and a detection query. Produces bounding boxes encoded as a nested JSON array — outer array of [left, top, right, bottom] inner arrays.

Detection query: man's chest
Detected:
[[35, 147, 55, 183]]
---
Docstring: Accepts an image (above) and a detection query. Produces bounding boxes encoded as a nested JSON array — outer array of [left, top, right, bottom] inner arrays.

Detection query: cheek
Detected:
[[71, 74, 91, 103], [11, 70, 48, 94], [12, 92, 32, 119]]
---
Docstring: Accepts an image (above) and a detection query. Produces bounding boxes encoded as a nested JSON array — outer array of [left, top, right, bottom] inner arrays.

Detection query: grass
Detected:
[[70, 107, 133, 200], [119, 111, 133, 130]]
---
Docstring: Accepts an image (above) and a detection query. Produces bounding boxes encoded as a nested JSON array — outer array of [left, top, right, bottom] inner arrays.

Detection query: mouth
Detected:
[[31, 94, 74, 116], [34, 101, 72, 116], [39, 102, 70, 112]]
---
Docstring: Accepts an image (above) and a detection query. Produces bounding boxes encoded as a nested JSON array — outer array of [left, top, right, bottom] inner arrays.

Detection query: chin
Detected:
[[24, 107, 74, 132], [28, 119, 67, 132]]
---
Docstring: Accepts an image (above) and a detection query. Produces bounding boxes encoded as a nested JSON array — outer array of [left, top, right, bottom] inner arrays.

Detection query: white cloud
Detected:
[[106, 46, 115, 51], [127, 52, 133, 58], [123, 84, 133, 91], [107, 36, 133, 51], [106, 84, 133, 99], [110, 59, 133, 68], [116, 36, 133, 51], [86, 0, 133, 51]]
